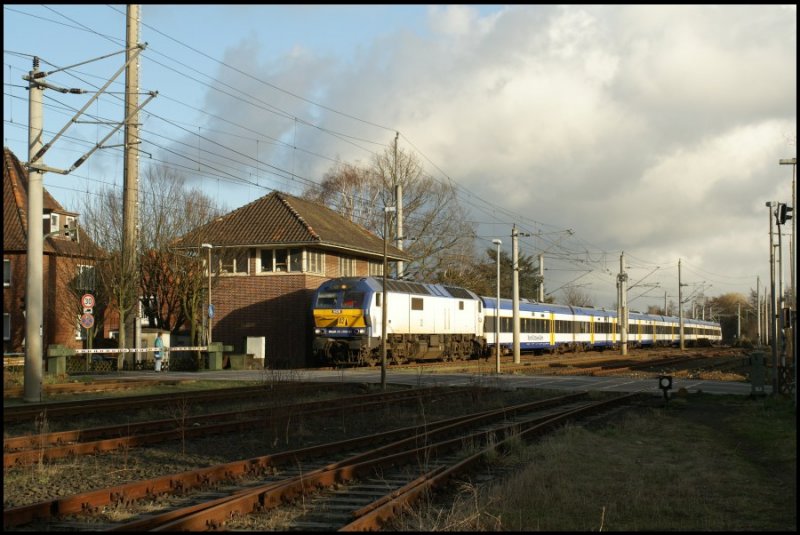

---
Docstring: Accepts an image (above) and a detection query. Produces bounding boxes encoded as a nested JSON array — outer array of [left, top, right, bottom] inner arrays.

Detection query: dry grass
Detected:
[[394, 394, 796, 531]]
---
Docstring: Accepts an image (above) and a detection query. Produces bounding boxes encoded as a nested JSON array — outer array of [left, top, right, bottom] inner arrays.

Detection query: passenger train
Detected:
[[311, 276, 722, 366]]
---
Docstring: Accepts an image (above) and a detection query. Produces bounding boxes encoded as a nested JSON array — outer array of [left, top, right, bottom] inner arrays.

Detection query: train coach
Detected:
[[483, 298, 722, 354], [311, 277, 487, 366]]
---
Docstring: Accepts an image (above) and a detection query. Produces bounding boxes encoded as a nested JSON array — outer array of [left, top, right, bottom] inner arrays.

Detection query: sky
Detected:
[[3, 4, 797, 312]]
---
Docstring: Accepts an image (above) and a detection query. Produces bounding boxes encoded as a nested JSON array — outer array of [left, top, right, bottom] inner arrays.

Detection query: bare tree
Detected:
[[303, 142, 476, 281], [78, 187, 137, 355], [563, 286, 594, 307], [78, 164, 221, 353], [139, 165, 221, 336]]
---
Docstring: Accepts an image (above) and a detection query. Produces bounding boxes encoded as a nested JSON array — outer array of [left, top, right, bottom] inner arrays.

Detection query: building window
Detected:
[[307, 250, 325, 274], [219, 248, 249, 274], [260, 248, 302, 273], [50, 213, 60, 236], [64, 216, 76, 239], [76, 265, 96, 291], [338, 257, 356, 277], [3, 259, 10, 287], [368, 261, 383, 277], [3, 313, 10, 341]]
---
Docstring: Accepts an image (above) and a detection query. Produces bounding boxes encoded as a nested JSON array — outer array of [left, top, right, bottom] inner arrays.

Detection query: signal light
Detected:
[[778, 203, 793, 225]]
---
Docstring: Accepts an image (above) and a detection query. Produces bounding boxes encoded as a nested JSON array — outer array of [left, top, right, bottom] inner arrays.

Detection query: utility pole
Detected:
[[777, 216, 784, 366], [21, 38, 153, 401], [737, 302, 741, 341], [767, 201, 778, 394], [512, 225, 520, 363], [618, 252, 628, 356], [23, 57, 44, 403], [780, 157, 796, 408], [493, 239, 502, 373], [121, 4, 141, 367], [679, 259, 685, 351], [393, 132, 403, 279], [756, 276, 761, 346], [538, 253, 544, 302], [381, 206, 395, 390]]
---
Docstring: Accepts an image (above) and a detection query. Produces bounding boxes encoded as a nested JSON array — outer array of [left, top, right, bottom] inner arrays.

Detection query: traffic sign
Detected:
[[83, 307, 93, 315], [81, 293, 95, 308], [80, 313, 95, 329]]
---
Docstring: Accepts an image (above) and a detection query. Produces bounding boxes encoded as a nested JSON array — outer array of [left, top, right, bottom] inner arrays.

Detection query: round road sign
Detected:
[[80, 313, 95, 329], [81, 293, 95, 308]]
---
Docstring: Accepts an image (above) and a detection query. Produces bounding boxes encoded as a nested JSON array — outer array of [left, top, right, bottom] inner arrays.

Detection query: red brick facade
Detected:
[[4, 147, 105, 357], [211, 254, 374, 367], [3, 249, 104, 355]]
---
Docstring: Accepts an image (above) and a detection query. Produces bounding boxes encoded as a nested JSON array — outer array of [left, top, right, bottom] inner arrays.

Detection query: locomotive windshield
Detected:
[[315, 291, 338, 308], [315, 289, 365, 309]]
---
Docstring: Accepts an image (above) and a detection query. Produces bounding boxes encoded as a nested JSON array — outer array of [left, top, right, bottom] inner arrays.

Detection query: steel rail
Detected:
[[118, 393, 598, 531], [4, 387, 473, 467], [340, 391, 643, 530]]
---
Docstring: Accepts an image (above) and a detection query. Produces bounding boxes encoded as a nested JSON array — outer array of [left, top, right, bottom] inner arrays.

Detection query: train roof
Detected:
[[316, 276, 481, 300]]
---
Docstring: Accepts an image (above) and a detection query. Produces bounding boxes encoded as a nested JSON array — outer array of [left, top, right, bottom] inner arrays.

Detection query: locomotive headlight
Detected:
[[315, 328, 324, 335], [355, 328, 365, 335]]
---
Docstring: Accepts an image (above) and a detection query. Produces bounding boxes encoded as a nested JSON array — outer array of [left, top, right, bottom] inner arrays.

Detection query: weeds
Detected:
[[169, 396, 190, 455], [34, 409, 49, 475]]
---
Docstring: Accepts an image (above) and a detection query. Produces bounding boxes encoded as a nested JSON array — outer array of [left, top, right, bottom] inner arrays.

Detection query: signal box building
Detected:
[[174, 191, 408, 368], [3, 147, 105, 356]]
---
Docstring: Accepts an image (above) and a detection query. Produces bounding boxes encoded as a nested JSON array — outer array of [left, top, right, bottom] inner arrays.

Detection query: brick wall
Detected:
[[212, 272, 329, 367], [210, 251, 378, 368], [3, 253, 94, 354]]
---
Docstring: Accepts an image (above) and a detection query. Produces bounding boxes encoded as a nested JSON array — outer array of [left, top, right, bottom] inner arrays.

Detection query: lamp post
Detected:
[[493, 239, 502, 374], [381, 207, 396, 390], [201, 243, 213, 345]]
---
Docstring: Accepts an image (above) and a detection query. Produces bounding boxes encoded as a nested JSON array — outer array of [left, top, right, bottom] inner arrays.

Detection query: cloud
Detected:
[[170, 5, 795, 306]]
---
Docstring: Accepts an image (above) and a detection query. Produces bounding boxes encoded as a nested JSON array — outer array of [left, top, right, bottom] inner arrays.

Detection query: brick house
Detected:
[[174, 190, 408, 368], [3, 147, 104, 356]]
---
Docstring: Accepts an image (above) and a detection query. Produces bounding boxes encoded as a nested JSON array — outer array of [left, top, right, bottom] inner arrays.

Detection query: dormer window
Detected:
[[64, 216, 75, 239]]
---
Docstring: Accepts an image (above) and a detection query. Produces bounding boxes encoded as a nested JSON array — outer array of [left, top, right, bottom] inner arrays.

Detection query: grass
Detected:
[[396, 393, 796, 531]]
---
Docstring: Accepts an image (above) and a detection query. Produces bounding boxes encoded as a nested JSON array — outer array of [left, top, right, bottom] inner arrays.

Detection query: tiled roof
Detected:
[[3, 147, 100, 257], [175, 191, 409, 261]]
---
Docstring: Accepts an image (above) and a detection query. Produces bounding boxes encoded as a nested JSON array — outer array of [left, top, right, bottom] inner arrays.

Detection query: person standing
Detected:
[[154, 331, 164, 372]]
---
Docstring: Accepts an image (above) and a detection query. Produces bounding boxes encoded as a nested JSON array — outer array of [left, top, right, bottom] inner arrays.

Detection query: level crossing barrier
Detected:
[[46, 342, 232, 374]]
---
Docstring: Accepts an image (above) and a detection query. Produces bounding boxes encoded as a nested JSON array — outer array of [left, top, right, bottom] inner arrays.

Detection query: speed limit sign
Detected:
[[81, 294, 95, 309]]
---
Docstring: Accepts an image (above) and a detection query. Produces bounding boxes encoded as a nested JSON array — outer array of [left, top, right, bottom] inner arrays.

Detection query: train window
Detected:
[[342, 291, 364, 308], [459, 300, 464, 310], [316, 291, 338, 308], [411, 297, 424, 311]]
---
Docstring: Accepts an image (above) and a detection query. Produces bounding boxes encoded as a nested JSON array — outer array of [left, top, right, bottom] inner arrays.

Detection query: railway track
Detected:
[[3, 386, 477, 468], [4, 390, 640, 531], [3, 382, 357, 425]]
